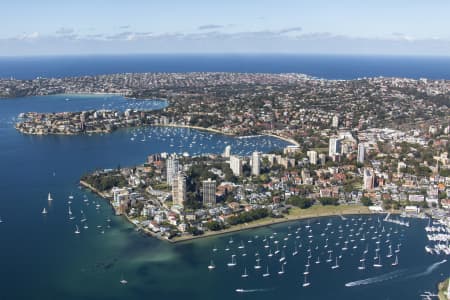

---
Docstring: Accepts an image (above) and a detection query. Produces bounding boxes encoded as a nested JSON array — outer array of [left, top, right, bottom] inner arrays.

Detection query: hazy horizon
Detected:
[[2, 0, 450, 56]]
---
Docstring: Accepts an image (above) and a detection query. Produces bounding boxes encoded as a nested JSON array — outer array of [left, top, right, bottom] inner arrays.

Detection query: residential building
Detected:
[[202, 178, 217, 206], [329, 137, 342, 157], [363, 168, 374, 190], [166, 155, 179, 186], [251, 151, 261, 176], [230, 155, 242, 177], [357, 143, 365, 164], [307, 150, 318, 165], [172, 171, 186, 207]]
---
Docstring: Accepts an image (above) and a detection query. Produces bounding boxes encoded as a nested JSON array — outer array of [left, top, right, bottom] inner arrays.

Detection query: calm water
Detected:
[[0, 96, 448, 299], [1, 54, 450, 80]]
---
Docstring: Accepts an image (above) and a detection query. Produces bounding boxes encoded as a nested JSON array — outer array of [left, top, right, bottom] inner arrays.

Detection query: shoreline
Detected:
[[261, 132, 300, 147], [152, 124, 299, 147], [79, 180, 382, 245], [170, 205, 375, 243]]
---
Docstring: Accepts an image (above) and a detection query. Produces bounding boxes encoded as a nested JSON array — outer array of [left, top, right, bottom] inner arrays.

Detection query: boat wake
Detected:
[[346, 259, 448, 287], [345, 269, 408, 287], [235, 288, 272, 293], [406, 259, 447, 279]]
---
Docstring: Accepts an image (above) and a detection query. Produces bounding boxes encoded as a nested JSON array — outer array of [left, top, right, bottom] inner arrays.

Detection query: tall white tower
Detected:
[[251, 151, 261, 176]]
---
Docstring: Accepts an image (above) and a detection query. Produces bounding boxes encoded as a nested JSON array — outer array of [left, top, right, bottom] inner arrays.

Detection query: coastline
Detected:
[[153, 124, 300, 147], [79, 179, 378, 245], [170, 205, 374, 243], [261, 132, 300, 147]]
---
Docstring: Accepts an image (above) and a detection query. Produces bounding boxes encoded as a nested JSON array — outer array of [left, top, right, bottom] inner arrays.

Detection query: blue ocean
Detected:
[[1, 54, 450, 80]]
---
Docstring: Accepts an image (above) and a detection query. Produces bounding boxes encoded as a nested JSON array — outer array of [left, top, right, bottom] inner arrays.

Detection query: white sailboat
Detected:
[[391, 255, 398, 266], [48, 193, 53, 201], [74, 225, 80, 234], [373, 256, 382, 268], [208, 259, 216, 270], [274, 244, 280, 255], [241, 267, 249, 278], [238, 240, 245, 249], [331, 257, 339, 269], [386, 245, 393, 258], [278, 263, 285, 275], [262, 265, 270, 277], [41, 208, 47, 215], [227, 254, 236, 267], [326, 251, 333, 263], [302, 274, 310, 287], [254, 259, 261, 269], [303, 265, 309, 275], [119, 274, 128, 285], [292, 243, 299, 256], [358, 259, 366, 270]]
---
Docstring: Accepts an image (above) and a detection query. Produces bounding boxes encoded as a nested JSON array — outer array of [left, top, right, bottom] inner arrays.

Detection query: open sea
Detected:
[[1, 54, 450, 80], [0, 55, 449, 300]]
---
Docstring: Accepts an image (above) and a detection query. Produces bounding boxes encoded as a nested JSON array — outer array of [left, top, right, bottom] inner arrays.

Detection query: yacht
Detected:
[[241, 267, 249, 278], [358, 260, 366, 270], [315, 256, 321, 264], [227, 254, 236, 267], [386, 245, 393, 258], [391, 255, 399, 266], [303, 265, 309, 275], [254, 260, 261, 269], [208, 259, 216, 270], [238, 241, 245, 249], [331, 257, 339, 269], [119, 274, 128, 285], [373, 256, 383, 268], [262, 265, 270, 277], [302, 274, 311, 287], [278, 263, 285, 275]]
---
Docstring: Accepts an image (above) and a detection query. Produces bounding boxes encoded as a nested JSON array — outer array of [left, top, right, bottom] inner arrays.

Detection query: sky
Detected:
[[1, 0, 450, 56]]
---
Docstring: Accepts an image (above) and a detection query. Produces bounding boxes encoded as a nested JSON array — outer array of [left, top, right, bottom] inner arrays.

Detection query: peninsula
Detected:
[[6, 72, 450, 241]]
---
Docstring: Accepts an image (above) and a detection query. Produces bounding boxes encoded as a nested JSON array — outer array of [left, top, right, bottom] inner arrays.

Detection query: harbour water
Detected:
[[0, 68, 449, 299]]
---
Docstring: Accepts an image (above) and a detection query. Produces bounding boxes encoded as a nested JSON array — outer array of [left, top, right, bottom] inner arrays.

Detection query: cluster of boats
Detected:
[[127, 126, 284, 156], [41, 191, 111, 235], [207, 216, 407, 291], [424, 218, 450, 255]]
